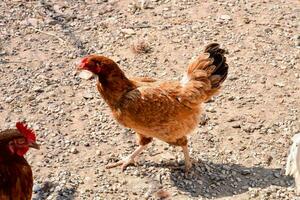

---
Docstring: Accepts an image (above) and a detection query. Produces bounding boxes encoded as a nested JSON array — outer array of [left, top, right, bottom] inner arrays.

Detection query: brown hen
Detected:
[[0, 122, 40, 200], [78, 43, 228, 172]]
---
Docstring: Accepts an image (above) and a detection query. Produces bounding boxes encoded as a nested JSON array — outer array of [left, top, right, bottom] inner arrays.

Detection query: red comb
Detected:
[[16, 122, 36, 142]]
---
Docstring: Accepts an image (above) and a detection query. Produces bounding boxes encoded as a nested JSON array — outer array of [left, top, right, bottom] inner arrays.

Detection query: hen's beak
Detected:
[[74, 68, 81, 76], [76, 68, 95, 80], [75, 59, 95, 80], [29, 142, 40, 150]]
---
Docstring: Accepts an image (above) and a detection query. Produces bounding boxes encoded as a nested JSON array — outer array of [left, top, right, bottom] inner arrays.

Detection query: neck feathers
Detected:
[[97, 75, 135, 108], [0, 145, 25, 162]]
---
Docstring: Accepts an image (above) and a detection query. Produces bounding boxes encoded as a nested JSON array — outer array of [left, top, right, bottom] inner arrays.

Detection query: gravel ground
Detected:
[[0, 0, 299, 199]]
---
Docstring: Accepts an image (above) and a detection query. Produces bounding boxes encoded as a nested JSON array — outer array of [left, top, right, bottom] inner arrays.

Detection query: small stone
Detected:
[[27, 18, 39, 27], [241, 169, 251, 175], [70, 147, 79, 154], [228, 96, 235, 101], [273, 172, 280, 178], [33, 184, 42, 193], [5, 97, 14, 103], [220, 15, 232, 21], [172, 38, 181, 43], [96, 150, 101, 156], [83, 92, 93, 99], [265, 28, 273, 34], [295, 35, 300, 48], [232, 123, 241, 128], [274, 82, 285, 87], [265, 155, 273, 165], [121, 28, 136, 35], [206, 107, 216, 113], [239, 146, 247, 151], [0, 51, 6, 56], [242, 186, 249, 190], [244, 17, 251, 24], [33, 86, 44, 93]]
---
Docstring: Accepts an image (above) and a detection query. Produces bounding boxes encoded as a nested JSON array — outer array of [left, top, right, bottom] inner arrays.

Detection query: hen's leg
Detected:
[[106, 134, 152, 171], [169, 136, 192, 172], [182, 144, 192, 172]]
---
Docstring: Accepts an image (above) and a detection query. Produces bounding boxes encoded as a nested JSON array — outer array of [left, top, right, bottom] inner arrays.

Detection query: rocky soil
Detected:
[[0, 0, 299, 199]]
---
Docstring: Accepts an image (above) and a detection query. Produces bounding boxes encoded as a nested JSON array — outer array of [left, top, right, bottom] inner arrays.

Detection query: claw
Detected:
[[184, 161, 193, 175], [106, 158, 136, 171], [106, 145, 147, 171], [121, 158, 136, 171]]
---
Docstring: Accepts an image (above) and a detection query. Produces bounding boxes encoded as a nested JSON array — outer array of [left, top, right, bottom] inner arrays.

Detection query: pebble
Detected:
[[274, 82, 285, 87], [83, 92, 93, 99], [121, 28, 136, 35], [232, 123, 241, 128], [220, 15, 232, 21], [70, 147, 79, 154], [33, 184, 42, 193]]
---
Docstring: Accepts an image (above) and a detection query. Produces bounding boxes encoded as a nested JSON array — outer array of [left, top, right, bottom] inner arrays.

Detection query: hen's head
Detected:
[[0, 122, 40, 157], [77, 55, 122, 79]]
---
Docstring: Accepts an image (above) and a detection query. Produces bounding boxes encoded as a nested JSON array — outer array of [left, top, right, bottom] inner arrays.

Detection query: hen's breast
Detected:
[[0, 158, 33, 200]]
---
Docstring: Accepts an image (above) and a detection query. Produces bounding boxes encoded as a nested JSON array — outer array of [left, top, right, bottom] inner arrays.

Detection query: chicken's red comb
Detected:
[[16, 122, 36, 141]]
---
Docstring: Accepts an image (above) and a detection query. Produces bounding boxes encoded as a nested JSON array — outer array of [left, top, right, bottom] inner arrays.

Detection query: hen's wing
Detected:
[[115, 81, 200, 142], [130, 76, 157, 83], [130, 76, 157, 87]]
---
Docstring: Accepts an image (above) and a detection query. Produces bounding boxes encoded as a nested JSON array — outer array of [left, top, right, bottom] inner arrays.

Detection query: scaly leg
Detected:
[[106, 134, 153, 171], [168, 136, 193, 173], [182, 144, 192, 172]]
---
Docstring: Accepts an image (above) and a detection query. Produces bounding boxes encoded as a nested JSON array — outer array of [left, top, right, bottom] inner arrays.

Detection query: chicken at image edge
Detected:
[[0, 122, 40, 200], [77, 43, 229, 172]]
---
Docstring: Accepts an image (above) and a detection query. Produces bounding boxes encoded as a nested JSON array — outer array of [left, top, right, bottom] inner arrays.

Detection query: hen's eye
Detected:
[[15, 138, 26, 145]]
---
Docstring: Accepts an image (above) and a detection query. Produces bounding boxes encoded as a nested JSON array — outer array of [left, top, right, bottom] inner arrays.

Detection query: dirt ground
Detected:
[[0, 0, 299, 199]]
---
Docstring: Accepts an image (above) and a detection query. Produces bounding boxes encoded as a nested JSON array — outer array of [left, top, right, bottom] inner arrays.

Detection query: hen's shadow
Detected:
[[170, 160, 293, 198], [32, 181, 77, 200], [144, 159, 293, 198]]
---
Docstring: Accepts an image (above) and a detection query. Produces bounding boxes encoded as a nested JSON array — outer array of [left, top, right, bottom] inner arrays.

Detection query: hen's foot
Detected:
[[106, 157, 136, 171], [184, 159, 193, 175], [106, 144, 147, 171]]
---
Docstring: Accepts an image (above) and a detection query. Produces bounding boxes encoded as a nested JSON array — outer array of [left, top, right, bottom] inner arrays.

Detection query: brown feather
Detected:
[[0, 129, 22, 142], [0, 155, 33, 200], [0, 130, 34, 200]]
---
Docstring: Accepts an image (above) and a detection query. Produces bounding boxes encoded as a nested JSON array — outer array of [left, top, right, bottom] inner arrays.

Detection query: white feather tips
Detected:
[[180, 74, 190, 86], [286, 133, 300, 194]]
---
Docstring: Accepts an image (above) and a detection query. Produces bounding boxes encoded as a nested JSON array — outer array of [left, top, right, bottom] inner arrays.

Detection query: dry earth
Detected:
[[0, 0, 300, 199]]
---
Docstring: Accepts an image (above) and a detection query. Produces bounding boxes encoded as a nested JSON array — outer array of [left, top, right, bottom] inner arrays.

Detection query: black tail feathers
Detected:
[[204, 43, 229, 88]]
